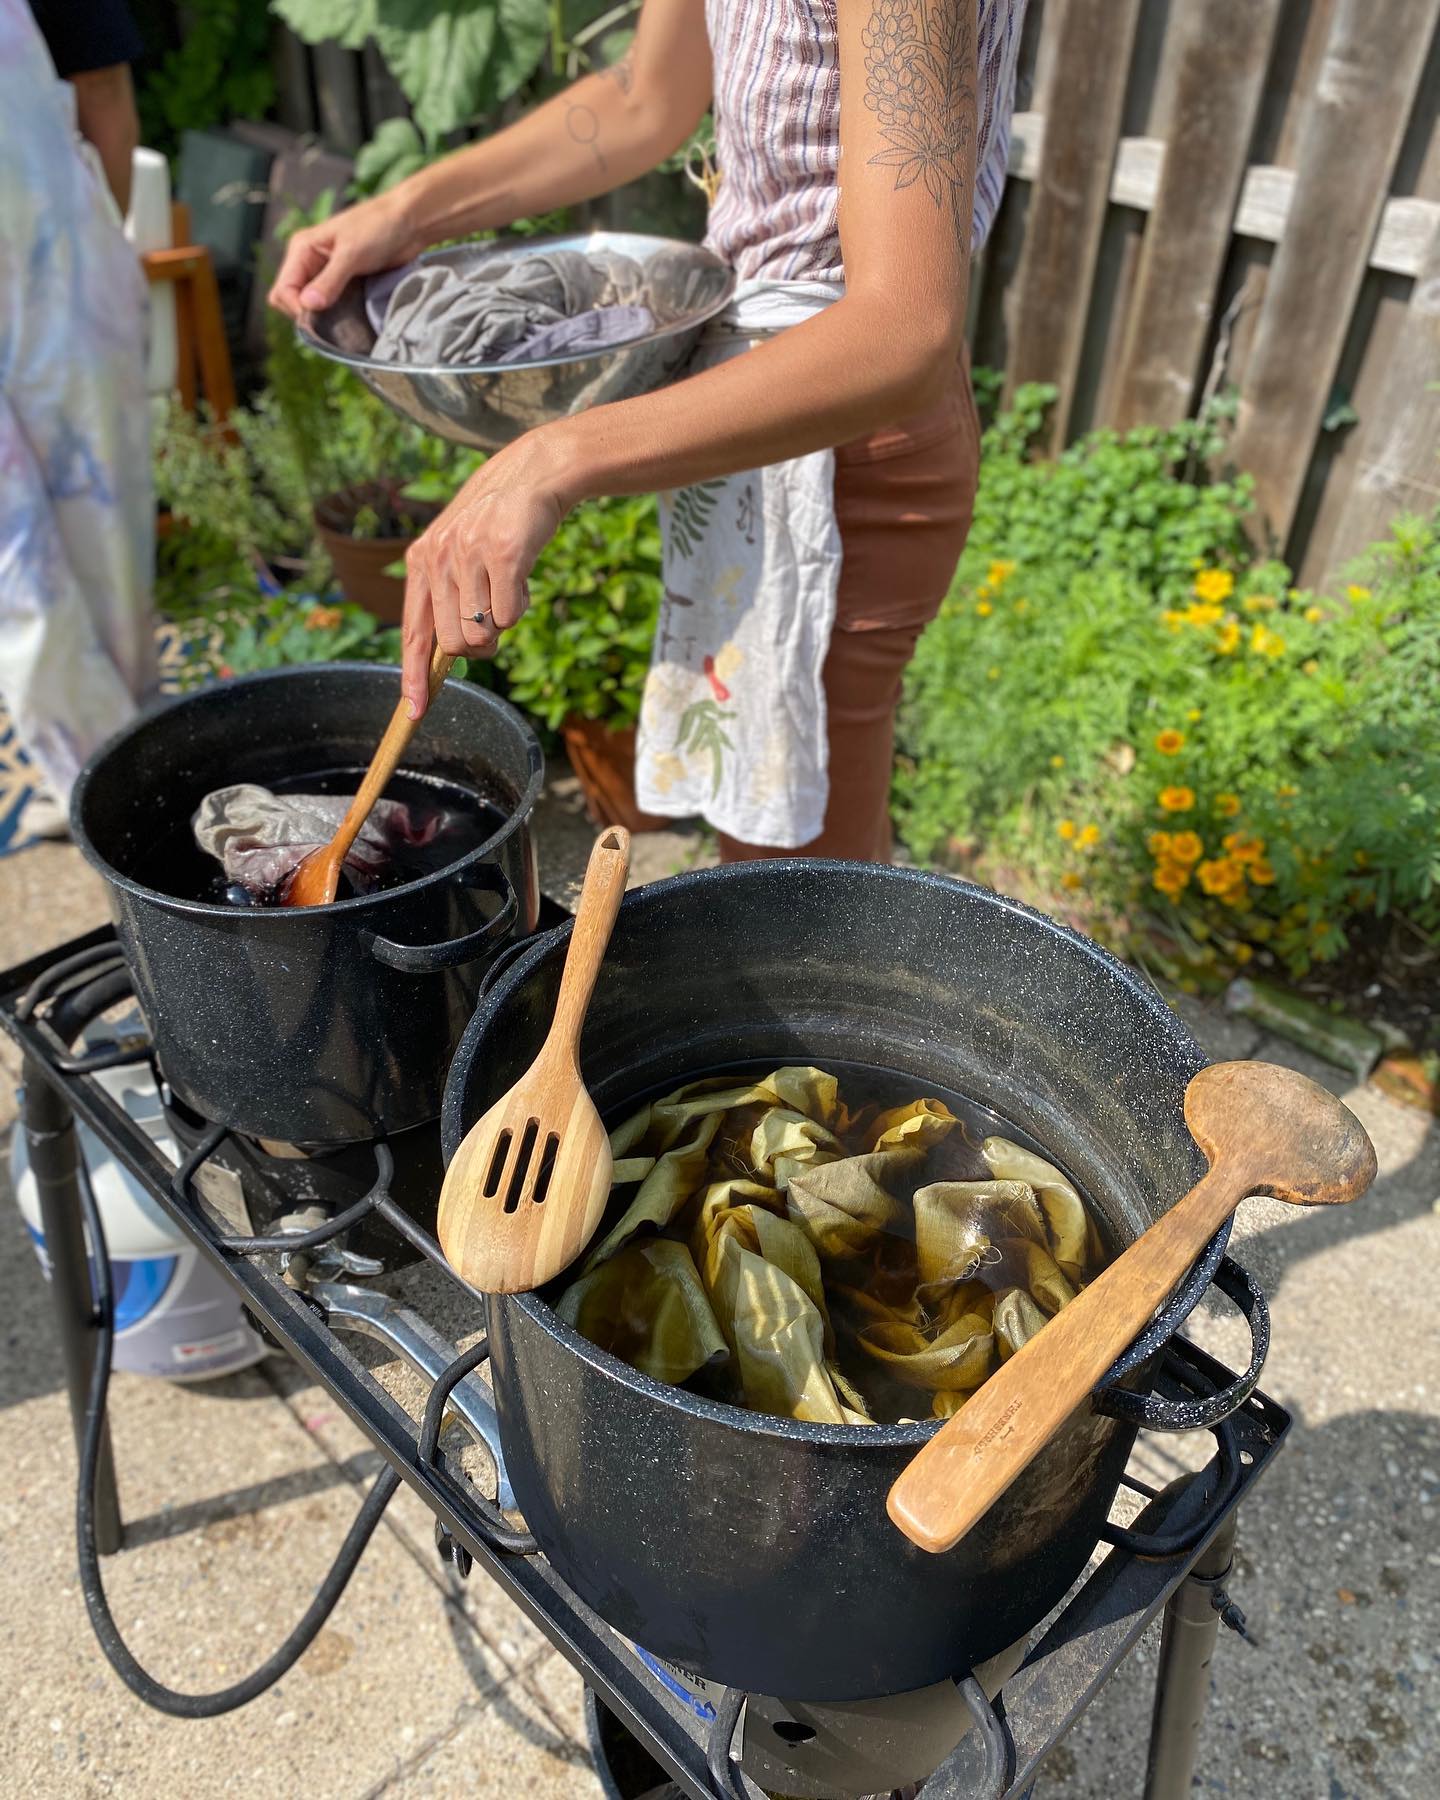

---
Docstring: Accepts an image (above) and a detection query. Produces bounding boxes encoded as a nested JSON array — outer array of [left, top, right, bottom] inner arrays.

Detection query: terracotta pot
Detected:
[[313, 481, 442, 625], [560, 714, 670, 834]]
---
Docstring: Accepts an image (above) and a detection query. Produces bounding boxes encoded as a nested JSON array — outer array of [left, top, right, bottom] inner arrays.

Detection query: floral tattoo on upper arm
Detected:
[[862, 1, 976, 238]]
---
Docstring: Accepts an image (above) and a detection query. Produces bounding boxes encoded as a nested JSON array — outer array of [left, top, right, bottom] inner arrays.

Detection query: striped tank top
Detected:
[[704, 0, 1027, 283]]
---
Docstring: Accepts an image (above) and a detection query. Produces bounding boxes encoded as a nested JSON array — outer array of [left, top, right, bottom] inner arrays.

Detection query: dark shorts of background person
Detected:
[[27, 0, 142, 77], [719, 353, 982, 865]]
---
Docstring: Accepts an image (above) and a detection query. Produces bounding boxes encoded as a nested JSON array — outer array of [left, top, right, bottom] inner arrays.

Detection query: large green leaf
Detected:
[[272, 0, 375, 51], [373, 0, 550, 135]]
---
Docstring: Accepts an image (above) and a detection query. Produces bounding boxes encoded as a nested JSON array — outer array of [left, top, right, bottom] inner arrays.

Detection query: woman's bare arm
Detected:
[[403, 0, 979, 714], [271, 0, 711, 316]]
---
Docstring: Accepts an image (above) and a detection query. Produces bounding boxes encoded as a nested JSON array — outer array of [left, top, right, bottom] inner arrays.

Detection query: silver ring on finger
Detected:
[[468, 610, 488, 626]]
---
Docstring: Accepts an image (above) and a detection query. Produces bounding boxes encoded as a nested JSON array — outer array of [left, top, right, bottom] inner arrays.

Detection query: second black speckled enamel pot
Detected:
[[442, 862, 1223, 1701]]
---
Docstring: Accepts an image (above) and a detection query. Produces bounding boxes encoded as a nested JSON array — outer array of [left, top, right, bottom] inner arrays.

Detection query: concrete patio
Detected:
[[1, 773, 1435, 1797]]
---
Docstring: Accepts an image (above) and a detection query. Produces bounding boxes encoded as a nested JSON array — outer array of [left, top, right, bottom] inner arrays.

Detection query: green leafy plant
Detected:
[[895, 386, 1440, 987], [137, 0, 276, 159], [496, 492, 662, 731]]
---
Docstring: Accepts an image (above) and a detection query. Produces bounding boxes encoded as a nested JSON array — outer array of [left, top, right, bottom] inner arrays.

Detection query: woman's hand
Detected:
[[268, 191, 417, 319], [401, 433, 573, 719]]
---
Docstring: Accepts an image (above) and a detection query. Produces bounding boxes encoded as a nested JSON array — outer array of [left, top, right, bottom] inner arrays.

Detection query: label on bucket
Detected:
[[627, 1643, 717, 1722]]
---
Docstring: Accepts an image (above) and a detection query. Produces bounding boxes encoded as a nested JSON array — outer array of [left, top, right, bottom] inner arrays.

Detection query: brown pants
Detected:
[[719, 359, 981, 864]]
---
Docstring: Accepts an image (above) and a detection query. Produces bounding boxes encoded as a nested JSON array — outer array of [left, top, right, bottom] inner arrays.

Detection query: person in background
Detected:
[[0, 0, 154, 839], [28, 0, 143, 216], [273, 0, 1025, 865]]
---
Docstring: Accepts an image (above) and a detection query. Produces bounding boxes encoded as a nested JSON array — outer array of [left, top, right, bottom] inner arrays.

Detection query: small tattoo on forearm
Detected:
[[601, 48, 636, 96], [566, 99, 608, 174], [862, 0, 975, 238]]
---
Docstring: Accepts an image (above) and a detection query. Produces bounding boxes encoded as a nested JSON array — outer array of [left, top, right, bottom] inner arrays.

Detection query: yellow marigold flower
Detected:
[[1050, 754, 1065, 769], [1214, 620, 1241, 655], [1303, 605, 1323, 624], [1061, 871, 1084, 891], [1347, 585, 1371, 602], [1183, 602, 1225, 628], [1158, 787, 1195, 813], [1013, 597, 1030, 614], [1250, 920, 1273, 943], [1057, 819, 1077, 841], [1197, 857, 1240, 895], [1169, 831, 1204, 865], [988, 560, 1017, 587], [1249, 859, 1277, 886], [1078, 823, 1101, 848], [304, 605, 344, 631], [1154, 729, 1185, 755], [986, 666, 1000, 680], [1148, 831, 1173, 858], [1222, 832, 1265, 863], [1221, 885, 1250, 909], [1242, 594, 1277, 613], [1214, 793, 1241, 818], [1193, 569, 1235, 603], [976, 599, 993, 617], [1353, 849, 1369, 869], [1186, 708, 1202, 722], [1302, 657, 1319, 676], [1276, 782, 1298, 800], [1250, 623, 1286, 658], [1162, 610, 1186, 632], [1153, 865, 1188, 898], [1311, 919, 1332, 939], [1232, 943, 1254, 965]]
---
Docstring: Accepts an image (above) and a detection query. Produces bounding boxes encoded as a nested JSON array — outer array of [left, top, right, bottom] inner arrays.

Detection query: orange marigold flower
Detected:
[[1155, 729, 1185, 755], [1214, 621, 1241, 655], [1169, 831, 1204, 865], [1078, 823, 1101, 848], [1249, 859, 1277, 886], [1057, 819, 1077, 841], [1152, 865, 1188, 898], [305, 605, 344, 631], [1148, 831, 1173, 858], [1277, 783, 1298, 800], [988, 560, 1017, 587], [1158, 786, 1195, 813], [1193, 569, 1235, 603], [1214, 793, 1241, 817], [1061, 871, 1084, 891], [1197, 858, 1240, 895]]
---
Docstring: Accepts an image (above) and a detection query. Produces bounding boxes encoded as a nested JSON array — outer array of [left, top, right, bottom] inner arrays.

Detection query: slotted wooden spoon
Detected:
[[437, 826, 631, 1293], [887, 1060, 1377, 1555], [287, 642, 455, 907]]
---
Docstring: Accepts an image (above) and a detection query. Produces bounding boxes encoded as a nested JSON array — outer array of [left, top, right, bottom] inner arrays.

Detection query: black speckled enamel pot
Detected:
[[73, 664, 542, 1145], [442, 863, 1223, 1701]]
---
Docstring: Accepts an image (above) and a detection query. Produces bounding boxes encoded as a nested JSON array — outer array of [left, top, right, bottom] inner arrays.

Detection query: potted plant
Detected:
[[500, 493, 669, 832], [312, 478, 443, 623]]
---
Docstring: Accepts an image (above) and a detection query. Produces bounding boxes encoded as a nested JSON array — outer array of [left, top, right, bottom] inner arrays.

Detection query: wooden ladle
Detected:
[[887, 1060, 1377, 1555], [287, 642, 455, 907], [438, 826, 631, 1293]]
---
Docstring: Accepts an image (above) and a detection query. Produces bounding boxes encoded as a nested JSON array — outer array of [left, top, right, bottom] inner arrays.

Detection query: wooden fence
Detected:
[[262, 1, 1440, 585], [973, 0, 1440, 585]]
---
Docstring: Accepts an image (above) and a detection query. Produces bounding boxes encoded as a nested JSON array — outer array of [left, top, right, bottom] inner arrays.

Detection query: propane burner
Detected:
[[3, 923, 1290, 1800]]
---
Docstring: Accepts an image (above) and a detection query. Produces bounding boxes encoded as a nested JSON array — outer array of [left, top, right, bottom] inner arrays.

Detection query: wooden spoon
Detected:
[[286, 642, 455, 907], [437, 826, 631, 1293], [887, 1060, 1377, 1555]]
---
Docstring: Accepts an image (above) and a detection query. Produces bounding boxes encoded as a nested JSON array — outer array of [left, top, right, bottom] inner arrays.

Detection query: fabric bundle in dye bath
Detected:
[[556, 1067, 1110, 1425]]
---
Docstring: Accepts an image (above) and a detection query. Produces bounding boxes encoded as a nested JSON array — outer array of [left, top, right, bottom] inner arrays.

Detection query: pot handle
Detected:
[[363, 864, 519, 974], [1092, 1256, 1269, 1433]]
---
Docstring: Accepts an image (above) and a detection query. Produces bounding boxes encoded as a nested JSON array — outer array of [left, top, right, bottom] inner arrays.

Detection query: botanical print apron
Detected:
[[0, 0, 154, 806], [637, 279, 844, 849]]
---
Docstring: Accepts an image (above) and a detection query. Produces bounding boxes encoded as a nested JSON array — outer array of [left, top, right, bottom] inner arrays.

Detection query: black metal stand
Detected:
[[3, 927, 1288, 1800]]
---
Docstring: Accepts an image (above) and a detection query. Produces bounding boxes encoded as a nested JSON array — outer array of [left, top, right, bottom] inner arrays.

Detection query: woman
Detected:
[[1, 0, 153, 835], [272, 1, 1026, 862]]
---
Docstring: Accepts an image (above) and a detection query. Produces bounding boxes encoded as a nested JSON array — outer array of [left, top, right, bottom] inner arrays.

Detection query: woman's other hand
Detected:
[[268, 192, 416, 319], [401, 433, 573, 718]]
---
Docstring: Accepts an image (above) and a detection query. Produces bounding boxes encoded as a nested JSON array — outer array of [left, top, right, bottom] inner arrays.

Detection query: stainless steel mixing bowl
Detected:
[[296, 231, 736, 451]]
